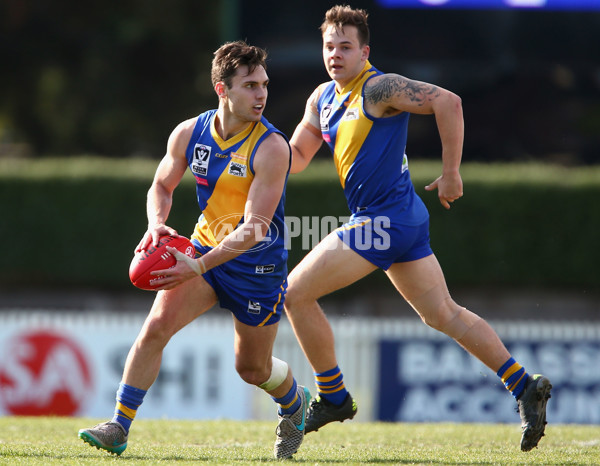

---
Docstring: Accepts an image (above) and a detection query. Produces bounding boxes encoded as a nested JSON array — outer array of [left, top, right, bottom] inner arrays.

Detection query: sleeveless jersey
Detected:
[[316, 61, 428, 225], [185, 110, 289, 289]]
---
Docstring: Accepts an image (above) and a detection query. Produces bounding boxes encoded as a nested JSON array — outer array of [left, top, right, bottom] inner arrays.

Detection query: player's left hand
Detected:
[[151, 247, 201, 290], [425, 172, 463, 209]]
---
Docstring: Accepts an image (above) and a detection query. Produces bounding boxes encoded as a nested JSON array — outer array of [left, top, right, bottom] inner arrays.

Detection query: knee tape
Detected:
[[259, 357, 289, 391]]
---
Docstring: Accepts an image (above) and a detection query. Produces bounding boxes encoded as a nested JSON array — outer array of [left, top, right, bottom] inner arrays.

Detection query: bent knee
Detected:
[[408, 284, 483, 340], [236, 364, 270, 387], [284, 283, 313, 312], [422, 299, 481, 340], [139, 315, 176, 347], [235, 356, 271, 387]]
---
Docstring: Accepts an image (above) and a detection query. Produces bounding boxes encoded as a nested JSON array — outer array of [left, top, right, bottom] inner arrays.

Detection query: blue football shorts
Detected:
[[335, 212, 433, 271], [192, 242, 286, 327]]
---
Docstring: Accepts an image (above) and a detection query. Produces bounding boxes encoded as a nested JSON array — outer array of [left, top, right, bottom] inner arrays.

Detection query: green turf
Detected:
[[0, 417, 599, 464]]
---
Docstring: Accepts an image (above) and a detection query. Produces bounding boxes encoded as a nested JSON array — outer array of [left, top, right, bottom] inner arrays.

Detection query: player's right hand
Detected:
[[135, 224, 179, 252]]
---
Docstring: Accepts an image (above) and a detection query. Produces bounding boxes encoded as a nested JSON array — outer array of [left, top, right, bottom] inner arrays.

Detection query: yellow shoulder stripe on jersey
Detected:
[[195, 120, 270, 247], [333, 61, 377, 189]]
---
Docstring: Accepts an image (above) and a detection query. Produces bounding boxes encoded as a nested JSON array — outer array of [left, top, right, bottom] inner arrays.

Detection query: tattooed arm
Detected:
[[365, 73, 465, 209], [364, 73, 449, 116]]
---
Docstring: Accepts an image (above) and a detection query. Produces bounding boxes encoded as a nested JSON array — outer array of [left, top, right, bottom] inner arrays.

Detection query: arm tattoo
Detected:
[[365, 75, 440, 106]]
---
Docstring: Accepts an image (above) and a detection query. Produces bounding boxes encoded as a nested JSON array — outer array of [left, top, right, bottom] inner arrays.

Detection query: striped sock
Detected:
[[314, 366, 348, 406], [271, 379, 300, 415], [111, 382, 147, 433], [497, 357, 528, 400]]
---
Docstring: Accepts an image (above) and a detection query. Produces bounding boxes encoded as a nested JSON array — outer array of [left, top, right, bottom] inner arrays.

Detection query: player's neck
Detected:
[[214, 109, 253, 141], [334, 60, 371, 95]]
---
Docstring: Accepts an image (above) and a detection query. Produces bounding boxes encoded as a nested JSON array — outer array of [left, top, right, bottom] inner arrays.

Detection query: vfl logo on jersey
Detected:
[[343, 107, 360, 121], [248, 300, 261, 314], [255, 264, 275, 274], [228, 162, 247, 177], [192, 144, 211, 176], [320, 104, 333, 132]]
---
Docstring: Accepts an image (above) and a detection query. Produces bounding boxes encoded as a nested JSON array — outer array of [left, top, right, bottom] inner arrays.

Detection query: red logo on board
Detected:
[[0, 330, 93, 416]]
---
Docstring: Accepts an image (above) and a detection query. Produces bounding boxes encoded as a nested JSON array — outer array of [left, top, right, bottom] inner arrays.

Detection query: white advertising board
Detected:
[[0, 312, 253, 420]]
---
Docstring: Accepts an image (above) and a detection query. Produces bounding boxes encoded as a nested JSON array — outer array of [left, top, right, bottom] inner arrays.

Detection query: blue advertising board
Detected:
[[376, 0, 600, 11], [378, 338, 600, 424]]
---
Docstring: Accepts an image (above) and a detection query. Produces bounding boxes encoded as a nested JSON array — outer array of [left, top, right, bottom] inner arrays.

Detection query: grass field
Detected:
[[1, 417, 599, 465]]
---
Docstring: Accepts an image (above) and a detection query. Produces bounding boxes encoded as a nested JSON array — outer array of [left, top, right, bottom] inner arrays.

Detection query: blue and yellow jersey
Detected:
[[185, 110, 290, 289], [316, 61, 428, 225]]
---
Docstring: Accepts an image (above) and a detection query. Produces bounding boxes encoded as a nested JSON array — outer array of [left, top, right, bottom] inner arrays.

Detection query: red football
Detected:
[[129, 235, 196, 290]]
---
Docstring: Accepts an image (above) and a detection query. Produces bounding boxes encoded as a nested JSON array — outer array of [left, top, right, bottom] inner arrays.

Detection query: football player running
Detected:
[[284, 5, 551, 452]]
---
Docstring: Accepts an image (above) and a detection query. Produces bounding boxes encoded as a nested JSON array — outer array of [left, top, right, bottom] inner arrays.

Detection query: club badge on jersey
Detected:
[[192, 143, 211, 177], [320, 104, 333, 132]]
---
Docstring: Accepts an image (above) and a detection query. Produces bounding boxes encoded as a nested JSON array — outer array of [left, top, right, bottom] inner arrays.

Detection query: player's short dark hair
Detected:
[[211, 40, 268, 88], [321, 5, 370, 46]]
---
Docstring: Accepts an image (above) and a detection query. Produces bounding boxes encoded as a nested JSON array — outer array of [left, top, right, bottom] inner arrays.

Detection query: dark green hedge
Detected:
[[1, 157, 599, 293]]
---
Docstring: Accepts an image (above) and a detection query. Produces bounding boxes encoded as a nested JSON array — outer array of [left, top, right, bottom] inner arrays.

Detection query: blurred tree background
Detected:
[[1, 0, 599, 164]]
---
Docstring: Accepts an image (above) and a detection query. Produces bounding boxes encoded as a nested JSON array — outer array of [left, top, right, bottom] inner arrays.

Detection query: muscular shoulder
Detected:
[[167, 116, 198, 156], [253, 132, 290, 176], [302, 82, 331, 130], [307, 82, 332, 110], [171, 117, 197, 145]]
